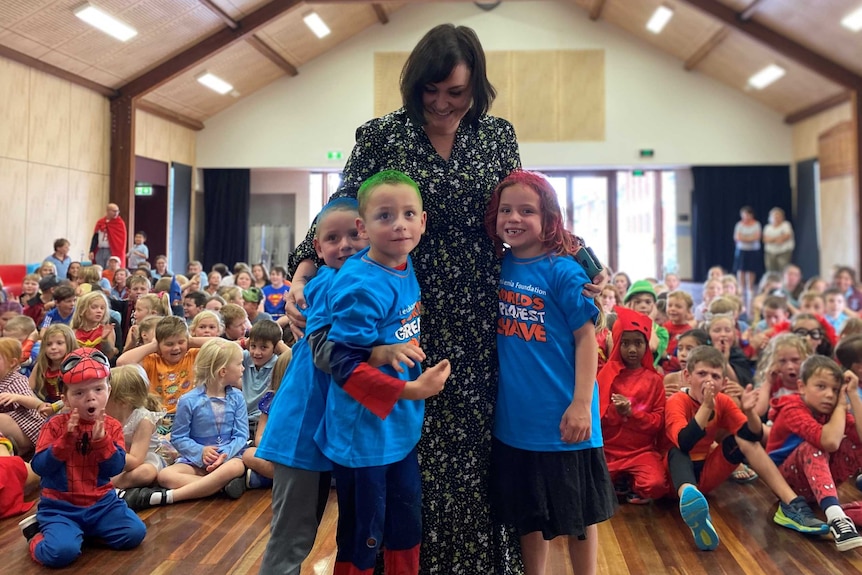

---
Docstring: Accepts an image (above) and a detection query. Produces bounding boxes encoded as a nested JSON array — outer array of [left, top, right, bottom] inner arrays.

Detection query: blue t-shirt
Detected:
[[257, 266, 337, 471], [40, 308, 73, 330], [315, 247, 423, 467], [262, 284, 290, 318], [495, 252, 601, 452]]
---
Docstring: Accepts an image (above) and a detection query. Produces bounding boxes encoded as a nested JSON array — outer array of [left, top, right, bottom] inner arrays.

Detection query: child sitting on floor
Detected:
[[663, 329, 708, 397], [0, 338, 45, 457], [666, 345, 827, 551], [21, 348, 146, 567], [29, 324, 78, 416], [599, 306, 669, 504], [122, 339, 248, 510], [767, 355, 862, 551]]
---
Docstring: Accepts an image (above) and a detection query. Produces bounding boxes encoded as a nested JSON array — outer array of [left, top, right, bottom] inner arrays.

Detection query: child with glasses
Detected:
[[790, 313, 836, 357]]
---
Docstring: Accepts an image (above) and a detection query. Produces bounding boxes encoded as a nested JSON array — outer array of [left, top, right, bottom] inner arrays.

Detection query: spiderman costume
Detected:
[[27, 348, 146, 567]]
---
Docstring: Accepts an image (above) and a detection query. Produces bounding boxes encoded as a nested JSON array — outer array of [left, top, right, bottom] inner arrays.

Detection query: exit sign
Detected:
[[632, 170, 645, 177], [135, 184, 153, 196], [639, 149, 655, 158], [327, 150, 343, 161]]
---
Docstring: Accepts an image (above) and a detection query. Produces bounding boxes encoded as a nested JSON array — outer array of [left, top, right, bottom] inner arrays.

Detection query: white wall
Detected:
[[197, 1, 792, 170]]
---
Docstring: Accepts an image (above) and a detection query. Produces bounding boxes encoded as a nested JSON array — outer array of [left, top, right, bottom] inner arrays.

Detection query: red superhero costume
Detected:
[[599, 307, 670, 500], [90, 214, 127, 268]]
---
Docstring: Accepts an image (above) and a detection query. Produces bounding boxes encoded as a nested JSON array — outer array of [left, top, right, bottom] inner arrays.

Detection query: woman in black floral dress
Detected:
[[288, 25, 523, 574]]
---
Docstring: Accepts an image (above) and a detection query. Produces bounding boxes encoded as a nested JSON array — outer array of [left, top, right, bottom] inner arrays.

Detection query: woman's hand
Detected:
[[582, 269, 609, 298]]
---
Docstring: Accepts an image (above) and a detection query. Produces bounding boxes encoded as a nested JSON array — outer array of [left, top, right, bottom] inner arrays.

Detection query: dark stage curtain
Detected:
[[691, 165, 792, 282], [203, 169, 250, 271]]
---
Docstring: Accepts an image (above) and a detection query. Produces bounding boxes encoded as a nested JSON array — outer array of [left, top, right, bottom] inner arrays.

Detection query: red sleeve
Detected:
[[627, 374, 666, 436], [772, 400, 825, 448], [342, 363, 405, 420], [90, 418, 122, 462], [665, 392, 694, 448], [36, 416, 75, 461]]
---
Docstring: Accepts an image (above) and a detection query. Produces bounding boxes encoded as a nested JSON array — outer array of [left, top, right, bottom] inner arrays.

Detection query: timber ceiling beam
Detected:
[[247, 35, 299, 76], [119, 0, 303, 99], [372, 4, 389, 25], [589, 0, 607, 21], [136, 100, 205, 131], [784, 91, 852, 125], [678, 0, 862, 91], [684, 26, 729, 71], [739, 0, 764, 21], [198, 0, 239, 29], [0, 44, 117, 97]]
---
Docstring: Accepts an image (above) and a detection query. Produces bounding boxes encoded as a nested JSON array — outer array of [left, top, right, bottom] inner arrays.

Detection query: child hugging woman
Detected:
[[0, 338, 45, 456], [72, 291, 117, 359], [29, 324, 78, 416], [122, 339, 248, 510], [107, 365, 169, 490]]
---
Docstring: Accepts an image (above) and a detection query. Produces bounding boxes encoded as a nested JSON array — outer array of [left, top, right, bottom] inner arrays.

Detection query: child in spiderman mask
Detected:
[[20, 348, 146, 567]]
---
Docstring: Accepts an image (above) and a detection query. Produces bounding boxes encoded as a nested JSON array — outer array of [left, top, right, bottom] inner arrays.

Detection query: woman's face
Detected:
[[769, 210, 784, 225], [422, 63, 472, 135], [613, 275, 629, 293]]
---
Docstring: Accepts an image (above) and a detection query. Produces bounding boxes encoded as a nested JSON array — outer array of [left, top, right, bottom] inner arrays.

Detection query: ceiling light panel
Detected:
[[841, 6, 862, 32], [646, 6, 674, 34], [303, 12, 331, 38], [74, 3, 138, 42], [197, 72, 233, 95], [748, 64, 786, 90]]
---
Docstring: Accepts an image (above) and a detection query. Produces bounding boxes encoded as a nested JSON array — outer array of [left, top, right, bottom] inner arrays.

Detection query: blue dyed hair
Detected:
[[314, 197, 360, 239]]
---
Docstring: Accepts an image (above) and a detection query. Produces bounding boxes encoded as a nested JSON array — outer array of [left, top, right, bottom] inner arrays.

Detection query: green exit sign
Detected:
[[632, 170, 645, 177], [135, 184, 153, 196], [639, 149, 655, 158], [327, 150, 343, 161]]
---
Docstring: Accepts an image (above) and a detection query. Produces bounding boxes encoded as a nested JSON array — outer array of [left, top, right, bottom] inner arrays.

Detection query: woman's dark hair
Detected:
[[400, 24, 496, 128]]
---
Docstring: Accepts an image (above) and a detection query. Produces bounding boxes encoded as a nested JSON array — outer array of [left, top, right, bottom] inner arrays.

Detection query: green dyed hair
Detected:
[[356, 170, 422, 216]]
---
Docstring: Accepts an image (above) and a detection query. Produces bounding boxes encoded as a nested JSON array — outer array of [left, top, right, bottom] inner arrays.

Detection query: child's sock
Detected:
[[826, 504, 848, 524]]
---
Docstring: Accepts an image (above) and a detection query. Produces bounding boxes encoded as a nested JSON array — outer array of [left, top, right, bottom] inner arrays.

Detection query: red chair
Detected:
[[0, 265, 28, 298]]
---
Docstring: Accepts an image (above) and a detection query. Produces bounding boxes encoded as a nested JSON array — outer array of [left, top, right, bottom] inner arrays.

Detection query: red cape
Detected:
[[93, 216, 127, 267]]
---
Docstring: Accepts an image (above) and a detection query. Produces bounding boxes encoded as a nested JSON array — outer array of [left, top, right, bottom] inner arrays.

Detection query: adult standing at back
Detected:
[[762, 207, 795, 273], [732, 205, 762, 297], [286, 24, 527, 574], [89, 203, 127, 269]]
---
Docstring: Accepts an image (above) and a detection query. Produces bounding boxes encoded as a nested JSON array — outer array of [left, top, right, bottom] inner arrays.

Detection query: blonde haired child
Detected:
[[242, 348, 292, 489], [124, 293, 169, 352], [38, 261, 57, 278], [799, 291, 825, 316], [694, 279, 723, 322], [190, 310, 222, 338], [122, 339, 248, 510], [0, 338, 45, 456], [71, 291, 116, 358], [107, 365, 168, 490], [753, 333, 811, 419], [218, 286, 243, 307], [220, 303, 248, 341], [662, 290, 697, 372], [4, 315, 38, 375], [841, 317, 862, 339], [29, 324, 78, 416], [18, 274, 40, 307], [205, 295, 226, 312]]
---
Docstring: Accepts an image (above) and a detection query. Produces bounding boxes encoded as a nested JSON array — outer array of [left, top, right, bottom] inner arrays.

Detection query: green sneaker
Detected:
[[680, 485, 719, 551], [773, 497, 829, 535]]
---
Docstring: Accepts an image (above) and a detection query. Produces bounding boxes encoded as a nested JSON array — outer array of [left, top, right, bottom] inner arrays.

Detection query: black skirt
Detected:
[[489, 439, 617, 540], [733, 248, 764, 275]]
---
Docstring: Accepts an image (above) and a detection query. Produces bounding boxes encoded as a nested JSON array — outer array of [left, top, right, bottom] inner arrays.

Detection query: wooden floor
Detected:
[[3, 480, 862, 574]]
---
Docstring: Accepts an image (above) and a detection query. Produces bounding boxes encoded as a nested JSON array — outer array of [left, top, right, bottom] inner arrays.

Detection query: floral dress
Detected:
[[290, 108, 522, 574]]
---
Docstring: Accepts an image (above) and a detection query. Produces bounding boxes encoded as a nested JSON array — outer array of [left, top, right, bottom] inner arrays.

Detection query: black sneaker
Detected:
[[123, 487, 169, 511], [830, 516, 862, 552], [224, 476, 246, 500], [856, 473, 862, 492], [18, 515, 39, 541]]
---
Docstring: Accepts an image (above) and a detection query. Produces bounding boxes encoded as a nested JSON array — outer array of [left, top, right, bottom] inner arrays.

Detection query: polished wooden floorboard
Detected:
[[2, 480, 861, 574]]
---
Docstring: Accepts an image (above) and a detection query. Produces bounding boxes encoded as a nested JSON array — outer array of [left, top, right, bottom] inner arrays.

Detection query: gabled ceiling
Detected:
[[1, 0, 860, 128]]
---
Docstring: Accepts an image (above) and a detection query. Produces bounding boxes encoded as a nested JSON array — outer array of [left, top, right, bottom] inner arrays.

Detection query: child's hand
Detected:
[[844, 370, 859, 395], [369, 343, 426, 373], [38, 402, 54, 418], [202, 445, 220, 466], [611, 393, 632, 417], [205, 452, 227, 472], [664, 378, 680, 398], [723, 381, 743, 401], [702, 381, 716, 410], [92, 409, 106, 441], [67, 408, 80, 434], [401, 359, 450, 400], [560, 401, 591, 443], [0, 392, 19, 407], [740, 384, 758, 413], [102, 324, 114, 339]]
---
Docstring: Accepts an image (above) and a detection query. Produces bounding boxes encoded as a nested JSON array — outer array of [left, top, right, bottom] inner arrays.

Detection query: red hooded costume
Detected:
[[598, 307, 669, 499], [91, 214, 127, 268]]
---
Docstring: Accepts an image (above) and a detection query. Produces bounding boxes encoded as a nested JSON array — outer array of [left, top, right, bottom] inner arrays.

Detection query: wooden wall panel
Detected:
[[69, 84, 110, 175], [0, 158, 29, 264], [792, 101, 852, 161], [819, 176, 859, 276], [373, 50, 606, 142], [26, 164, 69, 263], [168, 121, 196, 167], [373, 52, 406, 119], [68, 170, 109, 261], [511, 52, 558, 142], [134, 108, 149, 159], [0, 58, 29, 162], [818, 121, 855, 180], [486, 51, 512, 122], [559, 50, 605, 141], [27, 70, 70, 168]]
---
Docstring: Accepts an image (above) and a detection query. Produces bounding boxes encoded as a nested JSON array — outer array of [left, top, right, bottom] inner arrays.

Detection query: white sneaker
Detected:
[[830, 516, 862, 552]]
